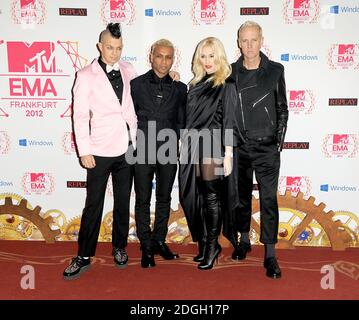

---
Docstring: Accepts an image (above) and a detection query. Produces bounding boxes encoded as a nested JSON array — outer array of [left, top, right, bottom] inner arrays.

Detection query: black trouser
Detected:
[[134, 162, 177, 248], [77, 152, 133, 257], [235, 139, 280, 244]]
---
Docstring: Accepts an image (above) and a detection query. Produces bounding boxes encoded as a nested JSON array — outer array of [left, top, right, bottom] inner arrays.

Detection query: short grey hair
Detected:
[[238, 21, 263, 39]]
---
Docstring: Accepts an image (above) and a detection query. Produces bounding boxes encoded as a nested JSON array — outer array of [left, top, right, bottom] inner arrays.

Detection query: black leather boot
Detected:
[[140, 243, 155, 268], [198, 179, 222, 270], [232, 242, 251, 260], [193, 177, 207, 262], [193, 240, 207, 262]]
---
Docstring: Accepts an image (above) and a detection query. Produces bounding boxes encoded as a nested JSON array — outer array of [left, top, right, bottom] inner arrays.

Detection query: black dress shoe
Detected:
[[63, 256, 91, 280], [113, 247, 128, 269], [264, 257, 282, 279], [232, 242, 251, 260], [141, 251, 156, 268], [153, 241, 179, 260]]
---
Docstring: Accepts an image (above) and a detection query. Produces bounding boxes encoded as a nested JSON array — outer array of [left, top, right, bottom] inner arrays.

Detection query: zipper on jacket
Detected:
[[238, 92, 246, 131], [238, 85, 257, 131], [252, 92, 270, 108], [264, 106, 274, 126]]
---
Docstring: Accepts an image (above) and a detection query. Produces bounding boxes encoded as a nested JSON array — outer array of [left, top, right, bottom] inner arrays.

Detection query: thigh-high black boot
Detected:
[[198, 179, 222, 270]]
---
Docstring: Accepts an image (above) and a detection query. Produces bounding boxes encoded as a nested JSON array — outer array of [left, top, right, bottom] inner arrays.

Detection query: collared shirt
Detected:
[[149, 70, 173, 106], [98, 58, 133, 143], [98, 58, 123, 105]]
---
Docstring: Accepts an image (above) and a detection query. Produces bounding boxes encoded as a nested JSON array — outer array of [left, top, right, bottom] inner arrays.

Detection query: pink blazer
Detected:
[[73, 59, 137, 157]]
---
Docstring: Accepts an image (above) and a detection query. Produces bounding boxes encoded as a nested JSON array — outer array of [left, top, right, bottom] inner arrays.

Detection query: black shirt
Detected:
[[149, 70, 173, 106], [98, 58, 123, 105], [200, 74, 223, 130]]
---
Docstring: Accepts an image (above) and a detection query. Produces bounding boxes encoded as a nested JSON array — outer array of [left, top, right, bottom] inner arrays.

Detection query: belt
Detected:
[[245, 135, 276, 143]]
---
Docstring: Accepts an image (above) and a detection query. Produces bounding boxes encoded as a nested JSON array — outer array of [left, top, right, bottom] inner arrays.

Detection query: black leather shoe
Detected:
[[264, 257, 282, 279], [153, 241, 179, 260], [232, 242, 251, 260], [113, 247, 128, 269], [63, 256, 91, 280], [141, 251, 156, 268]]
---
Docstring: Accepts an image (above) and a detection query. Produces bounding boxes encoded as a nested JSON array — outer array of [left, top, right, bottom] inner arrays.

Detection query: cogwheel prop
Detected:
[[167, 205, 191, 244], [0, 197, 60, 243], [100, 211, 114, 242], [63, 215, 106, 241], [332, 211, 358, 247], [42, 209, 68, 233], [249, 191, 353, 251], [63, 216, 81, 241], [97, 211, 135, 242]]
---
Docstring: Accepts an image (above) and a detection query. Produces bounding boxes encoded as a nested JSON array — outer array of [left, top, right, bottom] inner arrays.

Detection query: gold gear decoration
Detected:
[[0, 193, 35, 240], [100, 211, 113, 242], [252, 208, 319, 246], [42, 209, 68, 233], [329, 211, 358, 247], [249, 191, 353, 250], [96, 211, 139, 242], [63, 215, 106, 241], [63, 216, 81, 241], [0, 196, 60, 243], [172, 193, 355, 250], [167, 205, 191, 244]]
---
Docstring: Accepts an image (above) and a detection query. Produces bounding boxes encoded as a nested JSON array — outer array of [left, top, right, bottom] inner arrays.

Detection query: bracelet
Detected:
[[225, 152, 233, 158]]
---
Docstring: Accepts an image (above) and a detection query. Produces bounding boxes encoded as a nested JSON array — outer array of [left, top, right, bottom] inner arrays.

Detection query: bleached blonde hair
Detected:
[[151, 39, 175, 54], [189, 37, 231, 88], [237, 20, 263, 40]]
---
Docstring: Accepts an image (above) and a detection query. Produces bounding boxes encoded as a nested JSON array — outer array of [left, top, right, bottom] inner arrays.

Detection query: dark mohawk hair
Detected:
[[107, 23, 122, 39]]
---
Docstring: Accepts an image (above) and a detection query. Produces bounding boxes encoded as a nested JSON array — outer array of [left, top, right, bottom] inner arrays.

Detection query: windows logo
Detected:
[[145, 8, 154, 17]]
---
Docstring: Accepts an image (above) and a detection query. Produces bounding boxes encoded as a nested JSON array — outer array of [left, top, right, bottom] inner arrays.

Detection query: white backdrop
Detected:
[[0, 0, 358, 247]]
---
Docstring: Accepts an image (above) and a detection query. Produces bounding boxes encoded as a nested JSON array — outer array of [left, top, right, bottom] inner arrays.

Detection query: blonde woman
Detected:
[[179, 37, 235, 270]]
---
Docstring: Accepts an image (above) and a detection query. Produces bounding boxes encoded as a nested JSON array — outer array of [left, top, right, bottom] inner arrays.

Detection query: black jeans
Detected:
[[77, 151, 133, 257], [134, 162, 177, 248], [235, 139, 280, 244]]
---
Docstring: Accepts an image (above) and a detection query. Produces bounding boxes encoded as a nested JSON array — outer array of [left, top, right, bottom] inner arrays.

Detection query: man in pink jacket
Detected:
[[63, 23, 137, 280]]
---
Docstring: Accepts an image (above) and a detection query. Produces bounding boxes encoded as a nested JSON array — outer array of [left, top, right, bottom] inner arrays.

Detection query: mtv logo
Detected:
[[30, 173, 45, 182], [293, 0, 310, 9], [7, 42, 56, 73], [330, 5, 339, 14], [281, 53, 289, 61], [110, 0, 125, 10], [19, 139, 27, 146], [286, 176, 302, 187], [145, 8, 153, 17], [338, 44, 354, 55], [290, 90, 305, 101], [201, 0, 216, 10], [20, 0, 36, 9], [333, 134, 349, 144], [320, 184, 329, 192]]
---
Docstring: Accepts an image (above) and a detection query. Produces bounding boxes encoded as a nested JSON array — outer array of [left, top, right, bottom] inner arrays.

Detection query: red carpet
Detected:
[[0, 240, 358, 300]]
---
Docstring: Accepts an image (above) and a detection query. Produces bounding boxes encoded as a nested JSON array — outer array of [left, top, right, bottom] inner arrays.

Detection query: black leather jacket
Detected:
[[224, 51, 288, 150]]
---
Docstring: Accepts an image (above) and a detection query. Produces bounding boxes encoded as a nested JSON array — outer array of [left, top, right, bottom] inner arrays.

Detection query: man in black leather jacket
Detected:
[[223, 21, 288, 279]]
